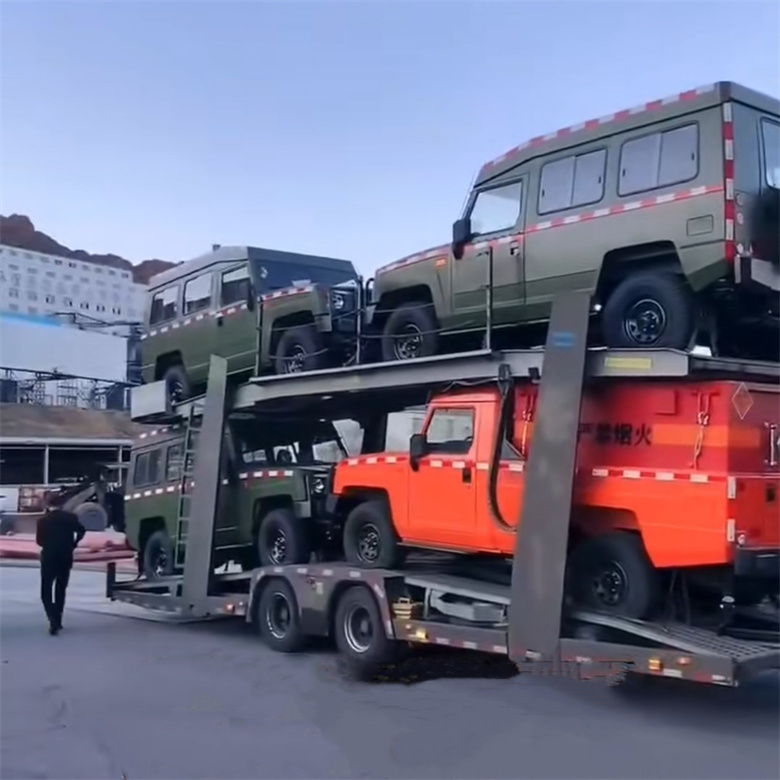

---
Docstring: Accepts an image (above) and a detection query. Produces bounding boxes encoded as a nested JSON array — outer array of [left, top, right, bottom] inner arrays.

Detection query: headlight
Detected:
[[330, 291, 350, 311], [310, 475, 328, 495]]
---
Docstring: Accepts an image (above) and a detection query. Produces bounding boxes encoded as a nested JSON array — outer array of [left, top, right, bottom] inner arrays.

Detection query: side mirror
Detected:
[[246, 285, 256, 311], [409, 433, 428, 470], [451, 217, 472, 259]]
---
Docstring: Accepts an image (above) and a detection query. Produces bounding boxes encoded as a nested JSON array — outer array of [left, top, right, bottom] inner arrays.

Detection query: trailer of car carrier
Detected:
[[107, 291, 780, 687]]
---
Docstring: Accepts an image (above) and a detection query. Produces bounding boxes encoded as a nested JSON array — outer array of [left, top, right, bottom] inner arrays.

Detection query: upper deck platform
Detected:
[[129, 346, 780, 425]]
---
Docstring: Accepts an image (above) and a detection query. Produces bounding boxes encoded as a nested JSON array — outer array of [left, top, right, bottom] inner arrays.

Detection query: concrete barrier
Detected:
[[0, 532, 133, 562]]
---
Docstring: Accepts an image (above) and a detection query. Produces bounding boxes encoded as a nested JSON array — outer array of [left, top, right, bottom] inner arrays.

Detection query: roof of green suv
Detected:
[[148, 245, 359, 291], [475, 81, 778, 187]]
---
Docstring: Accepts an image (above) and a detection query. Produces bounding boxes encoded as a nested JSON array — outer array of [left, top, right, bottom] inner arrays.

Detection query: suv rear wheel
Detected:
[[567, 532, 659, 619], [601, 273, 696, 349], [256, 508, 311, 566], [143, 529, 175, 580], [162, 364, 191, 404]]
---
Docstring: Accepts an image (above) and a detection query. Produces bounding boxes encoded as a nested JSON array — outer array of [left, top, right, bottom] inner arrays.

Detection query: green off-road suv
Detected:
[[369, 81, 779, 361], [124, 414, 363, 578], [141, 245, 361, 403]]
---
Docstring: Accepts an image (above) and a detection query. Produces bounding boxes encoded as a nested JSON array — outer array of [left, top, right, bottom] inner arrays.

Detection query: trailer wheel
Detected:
[[601, 273, 696, 349], [274, 326, 327, 375], [334, 586, 403, 679], [142, 530, 175, 580], [381, 302, 439, 362], [343, 500, 401, 569], [568, 532, 659, 619], [256, 508, 311, 566], [257, 579, 307, 653]]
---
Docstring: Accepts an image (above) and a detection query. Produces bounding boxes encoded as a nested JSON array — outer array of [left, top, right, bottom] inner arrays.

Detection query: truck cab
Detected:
[[370, 82, 779, 362], [141, 245, 361, 404]]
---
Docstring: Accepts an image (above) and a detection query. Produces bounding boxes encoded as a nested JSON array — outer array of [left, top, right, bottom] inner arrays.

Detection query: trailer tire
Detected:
[[256, 508, 311, 566], [334, 586, 404, 680], [568, 532, 659, 620], [143, 530, 175, 580], [274, 326, 327, 375], [343, 500, 401, 569], [601, 273, 696, 349], [162, 364, 192, 404], [257, 579, 307, 653], [381, 302, 439, 362]]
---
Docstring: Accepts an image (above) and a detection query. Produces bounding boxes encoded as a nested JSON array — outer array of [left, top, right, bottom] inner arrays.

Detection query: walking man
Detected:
[[36, 495, 86, 635]]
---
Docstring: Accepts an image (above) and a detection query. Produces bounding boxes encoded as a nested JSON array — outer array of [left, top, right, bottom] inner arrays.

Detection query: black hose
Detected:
[[487, 377, 516, 532]]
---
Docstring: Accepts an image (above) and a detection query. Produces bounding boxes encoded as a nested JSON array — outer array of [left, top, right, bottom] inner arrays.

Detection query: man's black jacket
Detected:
[[36, 509, 87, 564]]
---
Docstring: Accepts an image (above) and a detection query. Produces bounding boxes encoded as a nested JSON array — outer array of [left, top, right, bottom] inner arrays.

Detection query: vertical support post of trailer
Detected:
[[508, 292, 591, 662], [180, 355, 230, 617]]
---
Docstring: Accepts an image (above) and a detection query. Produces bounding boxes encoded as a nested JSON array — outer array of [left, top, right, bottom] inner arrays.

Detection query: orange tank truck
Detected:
[[333, 379, 780, 620]]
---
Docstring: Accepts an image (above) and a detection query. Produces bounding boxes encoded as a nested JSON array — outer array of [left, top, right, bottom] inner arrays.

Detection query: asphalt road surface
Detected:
[[1, 565, 778, 780]]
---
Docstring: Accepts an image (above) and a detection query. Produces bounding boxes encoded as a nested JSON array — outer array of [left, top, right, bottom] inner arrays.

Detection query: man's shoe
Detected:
[[49, 625, 59, 636]]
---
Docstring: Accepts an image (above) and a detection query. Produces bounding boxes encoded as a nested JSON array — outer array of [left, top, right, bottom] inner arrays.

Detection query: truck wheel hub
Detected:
[[344, 605, 373, 653], [266, 593, 292, 639], [624, 299, 666, 345], [283, 346, 307, 374], [357, 524, 381, 563], [592, 563, 628, 607], [394, 325, 423, 360], [269, 530, 287, 564]]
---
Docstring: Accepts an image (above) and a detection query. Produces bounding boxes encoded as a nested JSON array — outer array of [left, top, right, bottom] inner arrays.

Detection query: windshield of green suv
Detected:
[[762, 119, 780, 189], [248, 258, 357, 292], [231, 418, 360, 466]]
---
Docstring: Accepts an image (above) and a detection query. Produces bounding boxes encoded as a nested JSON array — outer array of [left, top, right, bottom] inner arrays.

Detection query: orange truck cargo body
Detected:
[[335, 379, 779, 573]]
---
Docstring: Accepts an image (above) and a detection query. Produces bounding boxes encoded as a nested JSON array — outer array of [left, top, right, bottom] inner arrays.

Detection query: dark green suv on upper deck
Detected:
[[369, 81, 779, 361], [124, 414, 362, 577], [141, 245, 360, 402]]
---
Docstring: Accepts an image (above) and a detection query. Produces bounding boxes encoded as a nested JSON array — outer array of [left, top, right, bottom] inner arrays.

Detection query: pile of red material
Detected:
[[0, 531, 133, 562]]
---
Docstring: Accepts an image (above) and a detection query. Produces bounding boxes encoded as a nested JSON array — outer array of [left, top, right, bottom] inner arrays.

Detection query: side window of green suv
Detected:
[[150, 286, 179, 325], [133, 450, 161, 487], [183, 274, 213, 315], [221, 266, 252, 306]]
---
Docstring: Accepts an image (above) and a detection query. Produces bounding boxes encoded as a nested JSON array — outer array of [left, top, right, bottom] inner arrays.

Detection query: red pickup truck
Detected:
[[332, 379, 780, 619]]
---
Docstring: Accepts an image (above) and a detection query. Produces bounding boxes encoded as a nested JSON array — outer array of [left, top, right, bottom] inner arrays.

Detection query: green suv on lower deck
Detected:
[[140, 245, 361, 403], [123, 415, 364, 577], [369, 82, 779, 362]]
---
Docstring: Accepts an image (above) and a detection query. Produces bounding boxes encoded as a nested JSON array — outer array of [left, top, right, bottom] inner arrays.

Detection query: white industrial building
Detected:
[[0, 243, 147, 336]]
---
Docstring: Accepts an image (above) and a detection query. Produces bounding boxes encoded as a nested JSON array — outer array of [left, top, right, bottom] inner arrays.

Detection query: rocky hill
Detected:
[[0, 214, 177, 284]]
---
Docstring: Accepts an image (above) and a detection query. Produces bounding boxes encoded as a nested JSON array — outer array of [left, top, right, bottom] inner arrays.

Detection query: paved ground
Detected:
[[1, 565, 778, 780]]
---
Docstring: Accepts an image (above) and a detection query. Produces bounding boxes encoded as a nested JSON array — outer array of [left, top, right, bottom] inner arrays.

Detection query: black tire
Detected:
[[567, 532, 659, 620], [143, 529, 175, 580], [601, 273, 697, 349], [274, 325, 327, 375], [343, 500, 401, 569], [333, 586, 404, 680], [162, 364, 191, 404], [256, 578, 307, 653], [256, 508, 311, 567], [381, 302, 439, 362]]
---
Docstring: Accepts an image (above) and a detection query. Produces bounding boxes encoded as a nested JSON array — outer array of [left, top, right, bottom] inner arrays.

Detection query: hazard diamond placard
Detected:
[[731, 382, 754, 420]]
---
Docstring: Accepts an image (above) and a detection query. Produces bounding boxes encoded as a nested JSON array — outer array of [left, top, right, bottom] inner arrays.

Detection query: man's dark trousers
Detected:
[[40, 553, 72, 630]]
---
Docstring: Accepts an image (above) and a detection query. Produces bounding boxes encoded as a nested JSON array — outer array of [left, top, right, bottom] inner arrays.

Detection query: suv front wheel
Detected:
[[601, 273, 696, 350]]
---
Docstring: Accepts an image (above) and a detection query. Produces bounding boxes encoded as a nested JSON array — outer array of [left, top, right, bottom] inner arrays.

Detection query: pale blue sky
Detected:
[[1, 0, 778, 275]]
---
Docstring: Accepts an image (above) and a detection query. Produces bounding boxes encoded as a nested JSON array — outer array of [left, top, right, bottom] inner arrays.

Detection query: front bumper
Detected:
[[734, 547, 780, 579]]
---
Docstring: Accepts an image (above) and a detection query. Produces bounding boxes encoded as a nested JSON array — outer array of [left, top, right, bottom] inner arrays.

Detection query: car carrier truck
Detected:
[[107, 291, 780, 687]]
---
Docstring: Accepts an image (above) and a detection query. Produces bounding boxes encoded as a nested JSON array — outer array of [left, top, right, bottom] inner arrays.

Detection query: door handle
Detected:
[[509, 243, 520, 256], [216, 316, 224, 327], [462, 465, 472, 484]]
